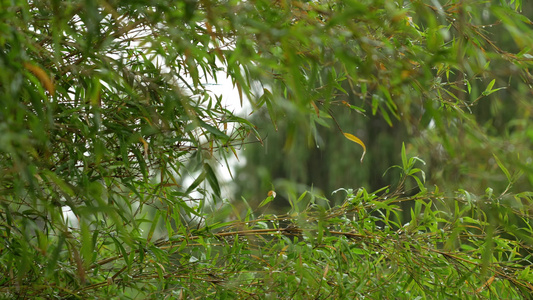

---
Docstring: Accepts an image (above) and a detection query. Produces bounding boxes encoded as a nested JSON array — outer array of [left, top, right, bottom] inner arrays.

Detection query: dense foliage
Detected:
[[1, 0, 533, 299], [235, 0, 533, 206]]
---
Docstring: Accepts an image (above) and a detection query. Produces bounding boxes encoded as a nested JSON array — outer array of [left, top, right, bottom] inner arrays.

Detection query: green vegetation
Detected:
[[1, 0, 533, 298]]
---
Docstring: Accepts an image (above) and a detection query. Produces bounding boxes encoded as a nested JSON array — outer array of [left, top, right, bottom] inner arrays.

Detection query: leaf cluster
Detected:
[[1, 0, 533, 299]]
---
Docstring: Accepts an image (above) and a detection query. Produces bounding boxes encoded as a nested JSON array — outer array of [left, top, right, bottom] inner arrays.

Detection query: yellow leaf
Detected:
[[24, 62, 55, 96], [139, 137, 149, 159], [230, 146, 239, 161], [279, 245, 289, 256], [311, 101, 320, 117], [343, 132, 366, 163]]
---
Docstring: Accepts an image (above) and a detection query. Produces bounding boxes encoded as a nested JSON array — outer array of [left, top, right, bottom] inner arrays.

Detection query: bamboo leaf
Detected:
[[147, 210, 161, 243], [204, 163, 221, 198], [486, 79, 495, 93], [198, 119, 229, 141], [259, 190, 276, 208], [493, 154, 512, 182], [401, 142, 408, 170], [24, 62, 55, 96], [186, 171, 206, 194], [259, 195, 274, 208], [311, 101, 320, 117], [343, 132, 367, 163]]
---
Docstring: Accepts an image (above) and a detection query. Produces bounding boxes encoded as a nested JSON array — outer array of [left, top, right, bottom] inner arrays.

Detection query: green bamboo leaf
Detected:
[[45, 234, 65, 277], [147, 210, 161, 243], [487, 79, 495, 91], [361, 82, 367, 97], [111, 236, 129, 266], [481, 79, 505, 96], [80, 221, 94, 267], [380, 107, 393, 127], [493, 154, 511, 182], [41, 170, 75, 197], [198, 118, 229, 141], [259, 190, 276, 208], [204, 163, 221, 198], [186, 171, 206, 194], [401, 142, 408, 171]]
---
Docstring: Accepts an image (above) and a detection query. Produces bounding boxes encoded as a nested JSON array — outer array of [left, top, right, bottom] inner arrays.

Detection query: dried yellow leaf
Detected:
[[343, 132, 366, 163], [139, 137, 149, 159], [23, 62, 55, 96], [311, 101, 320, 117]]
